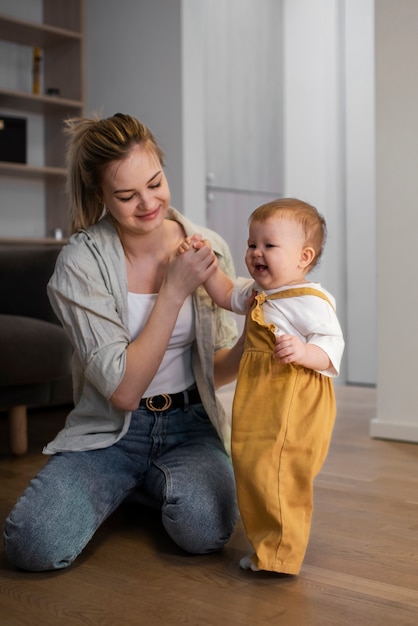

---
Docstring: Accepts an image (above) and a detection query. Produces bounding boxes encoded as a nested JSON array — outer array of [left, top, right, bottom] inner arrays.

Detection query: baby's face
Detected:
[[245, 217, 310, 290]]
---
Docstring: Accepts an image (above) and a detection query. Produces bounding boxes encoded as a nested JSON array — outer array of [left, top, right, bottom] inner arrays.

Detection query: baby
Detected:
[[180, 198, 344, 575]]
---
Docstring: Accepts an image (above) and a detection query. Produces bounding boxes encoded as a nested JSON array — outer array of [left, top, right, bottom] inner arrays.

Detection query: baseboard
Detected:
[[369, 418, 418, 444]]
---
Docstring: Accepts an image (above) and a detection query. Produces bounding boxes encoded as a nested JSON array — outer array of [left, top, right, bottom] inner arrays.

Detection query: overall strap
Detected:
[[265, 287, 335, 311]]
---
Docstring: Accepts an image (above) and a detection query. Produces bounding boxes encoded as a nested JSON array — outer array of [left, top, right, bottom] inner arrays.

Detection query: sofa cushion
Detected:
[[0, 315, 72, 387]]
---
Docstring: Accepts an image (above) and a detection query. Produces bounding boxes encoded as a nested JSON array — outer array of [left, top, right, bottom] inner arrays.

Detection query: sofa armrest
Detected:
[[0, 244, 63, 324]]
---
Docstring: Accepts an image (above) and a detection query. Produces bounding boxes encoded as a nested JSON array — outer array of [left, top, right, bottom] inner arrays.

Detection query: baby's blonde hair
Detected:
[[249, 198, 327, 271]]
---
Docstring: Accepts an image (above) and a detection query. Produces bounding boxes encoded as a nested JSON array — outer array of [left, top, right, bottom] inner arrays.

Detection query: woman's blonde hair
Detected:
[[249, 198, 327, 270], [64, 112, 165, 233]]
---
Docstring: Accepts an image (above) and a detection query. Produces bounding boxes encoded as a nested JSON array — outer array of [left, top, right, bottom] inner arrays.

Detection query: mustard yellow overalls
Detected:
[[231, 287, 336, 574]]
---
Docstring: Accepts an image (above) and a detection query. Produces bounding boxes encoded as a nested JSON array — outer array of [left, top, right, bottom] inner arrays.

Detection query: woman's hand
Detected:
[[164, 241, 218, 301], [177, 233, 203, 254]]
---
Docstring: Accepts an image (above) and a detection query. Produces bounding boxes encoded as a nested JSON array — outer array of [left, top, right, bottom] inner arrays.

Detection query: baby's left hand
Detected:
[[273, 334, 306, 365]]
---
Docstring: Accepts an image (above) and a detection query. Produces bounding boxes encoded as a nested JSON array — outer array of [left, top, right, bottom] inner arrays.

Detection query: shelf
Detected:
[[0, 161, 66, 179], [0, 13, 81, 48], [0, 0, 84, 238], [0, 87, 83, 115], [0, 237, 67, 246]]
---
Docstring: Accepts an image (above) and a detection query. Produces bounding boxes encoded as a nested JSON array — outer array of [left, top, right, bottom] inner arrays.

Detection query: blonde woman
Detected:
[[4, 113, 244, 571]]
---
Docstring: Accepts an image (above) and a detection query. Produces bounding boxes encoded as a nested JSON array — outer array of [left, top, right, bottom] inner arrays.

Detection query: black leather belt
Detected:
[[139, 386, 201, 412]]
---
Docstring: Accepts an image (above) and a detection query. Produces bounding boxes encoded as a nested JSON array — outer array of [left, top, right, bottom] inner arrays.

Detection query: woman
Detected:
[[3, 113, 243, 572]]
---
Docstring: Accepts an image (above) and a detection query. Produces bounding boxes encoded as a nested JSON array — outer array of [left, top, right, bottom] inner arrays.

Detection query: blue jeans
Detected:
[[3, 403, 238, 571]]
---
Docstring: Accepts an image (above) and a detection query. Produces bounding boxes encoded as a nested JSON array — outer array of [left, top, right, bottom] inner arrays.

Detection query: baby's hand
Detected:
[[273, 334, 306, 365], [177, 233, 206, 255], [177, 233, 212, 255], [177, 236, 193, 255]]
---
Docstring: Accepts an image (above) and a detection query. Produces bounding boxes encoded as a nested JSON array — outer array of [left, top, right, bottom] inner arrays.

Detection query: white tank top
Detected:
[[127, 292, 196, 396]]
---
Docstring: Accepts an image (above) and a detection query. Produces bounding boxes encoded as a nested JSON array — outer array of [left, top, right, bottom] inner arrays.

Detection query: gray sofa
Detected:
[[0, 243, 73, 455]]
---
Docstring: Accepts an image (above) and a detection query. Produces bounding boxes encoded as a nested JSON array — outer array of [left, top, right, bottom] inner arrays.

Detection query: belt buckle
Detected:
[[145, 394, 172, 412]]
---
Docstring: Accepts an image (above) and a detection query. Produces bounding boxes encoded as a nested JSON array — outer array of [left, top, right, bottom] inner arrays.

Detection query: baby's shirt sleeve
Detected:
[[231, 277, 256, 314]]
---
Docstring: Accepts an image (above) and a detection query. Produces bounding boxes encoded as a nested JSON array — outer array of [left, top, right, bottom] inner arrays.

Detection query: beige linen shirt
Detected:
[[45, 208, 238, 454]]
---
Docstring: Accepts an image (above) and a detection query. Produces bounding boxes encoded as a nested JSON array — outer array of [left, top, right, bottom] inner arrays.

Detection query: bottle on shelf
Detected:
[[32, 46, 43, 95]]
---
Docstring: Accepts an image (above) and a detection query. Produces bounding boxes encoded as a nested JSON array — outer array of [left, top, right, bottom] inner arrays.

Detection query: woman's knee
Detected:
[[161, 487, 238, 554], [3, 513, 77, 572], [3, 476, 95, 571], [2, 449, 123, 572]]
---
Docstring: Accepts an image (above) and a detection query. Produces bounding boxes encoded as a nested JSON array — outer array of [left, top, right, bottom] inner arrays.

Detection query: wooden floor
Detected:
[[1, 386, 418, 625]]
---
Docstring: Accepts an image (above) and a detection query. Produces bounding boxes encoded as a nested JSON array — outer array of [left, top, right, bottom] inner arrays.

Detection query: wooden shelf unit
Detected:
[[0, 0, 85, 238]]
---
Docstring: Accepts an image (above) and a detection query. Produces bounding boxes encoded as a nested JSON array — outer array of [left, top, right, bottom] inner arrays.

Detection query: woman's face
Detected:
[[100, 145, 170, 236]]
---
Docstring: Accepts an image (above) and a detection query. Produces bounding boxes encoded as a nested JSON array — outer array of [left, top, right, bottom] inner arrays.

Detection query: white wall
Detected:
[[370, 0, 418, 442], [85, 0, 185, 212], [181, 0, 206, 225], [343, 0, 376, 385], [283, 0, 347, 380], [283, 0, 342, 211], [283, 0, 376, 386]]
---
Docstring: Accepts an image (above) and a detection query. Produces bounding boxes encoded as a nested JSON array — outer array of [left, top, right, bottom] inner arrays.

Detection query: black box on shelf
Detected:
[[0, 115, 27, 164]]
